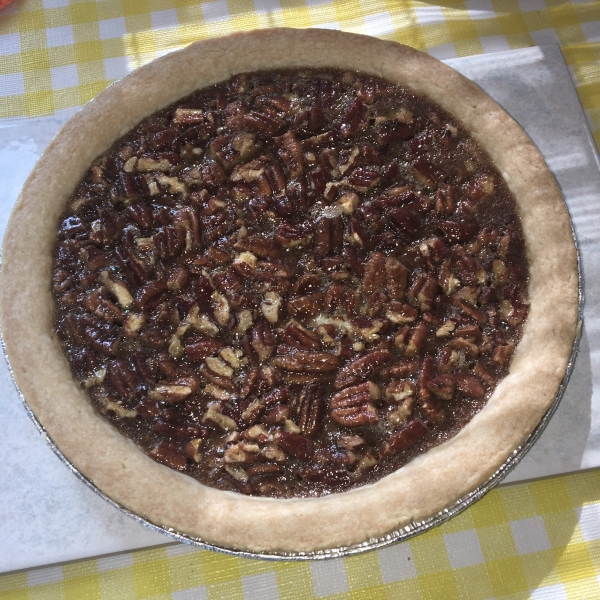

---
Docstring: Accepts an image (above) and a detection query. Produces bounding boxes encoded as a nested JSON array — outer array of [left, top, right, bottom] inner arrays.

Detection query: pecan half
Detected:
[[250, 322, 276, 362], [295, 384, 324, 436], [280, 320, 321, 351], [107, 359, 137, 398], [455, 373, 485, 398], [334, 350, 391, 390], [383, 419, 429, 456], [385, 257, 408, 300], [329, 381, 380, 427], [362, 252, 386, 295], [276, 432, 313, 461], [273, 348, 340, 373], [84, 289, 122, 323]]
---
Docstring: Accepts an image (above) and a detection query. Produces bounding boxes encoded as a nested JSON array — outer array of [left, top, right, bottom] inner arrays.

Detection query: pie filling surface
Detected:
[[52, 68, 529, 498]]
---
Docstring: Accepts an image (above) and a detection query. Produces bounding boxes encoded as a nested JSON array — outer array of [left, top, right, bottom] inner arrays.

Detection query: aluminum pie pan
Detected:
[[1, 224, 584, 560], [0, 31, 584, 559]]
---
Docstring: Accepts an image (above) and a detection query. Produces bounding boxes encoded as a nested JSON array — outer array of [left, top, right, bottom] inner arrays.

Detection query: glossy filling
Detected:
[[52, 69, 529, 497]]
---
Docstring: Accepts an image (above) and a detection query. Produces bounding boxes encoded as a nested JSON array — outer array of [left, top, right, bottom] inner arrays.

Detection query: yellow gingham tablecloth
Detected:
[[1, 0, 600, 598]]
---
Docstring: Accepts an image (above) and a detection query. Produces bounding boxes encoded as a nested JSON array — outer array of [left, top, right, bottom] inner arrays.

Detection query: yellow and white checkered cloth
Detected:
[[1, 471, 599, 598], [1, 0, 600, 598]]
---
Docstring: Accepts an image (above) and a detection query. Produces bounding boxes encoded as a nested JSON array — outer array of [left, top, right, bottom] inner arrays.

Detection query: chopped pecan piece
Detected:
[[492, 342, 515, 366], [261, 291, 282, 324], [385, 380, 415, 403], [201, 405, 238, 431], [224, 442, 260, 463], [98, 271, 133, 309], [386, 301, 418, 324]]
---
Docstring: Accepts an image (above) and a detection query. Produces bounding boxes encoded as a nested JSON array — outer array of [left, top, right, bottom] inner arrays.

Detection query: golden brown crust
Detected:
[[0, 29, 579, 552]]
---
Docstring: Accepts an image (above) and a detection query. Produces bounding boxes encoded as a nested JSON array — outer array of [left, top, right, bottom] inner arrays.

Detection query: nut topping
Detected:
[[53, 67, 529, 497]]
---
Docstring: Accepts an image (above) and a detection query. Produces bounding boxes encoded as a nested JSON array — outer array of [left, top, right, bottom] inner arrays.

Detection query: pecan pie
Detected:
[[0, 29, 579, 553], [51, 67, 529, 498]]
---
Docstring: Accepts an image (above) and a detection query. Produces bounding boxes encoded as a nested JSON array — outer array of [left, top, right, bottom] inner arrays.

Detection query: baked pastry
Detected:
[[0, 29, 579, 554]]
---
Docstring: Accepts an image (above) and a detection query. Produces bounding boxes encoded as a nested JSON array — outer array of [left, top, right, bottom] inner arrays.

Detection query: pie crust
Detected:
[[0, 29, 579, 553]]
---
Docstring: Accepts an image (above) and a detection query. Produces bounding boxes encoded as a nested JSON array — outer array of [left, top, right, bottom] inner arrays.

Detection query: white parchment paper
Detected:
[[0, 45, 598, 572]]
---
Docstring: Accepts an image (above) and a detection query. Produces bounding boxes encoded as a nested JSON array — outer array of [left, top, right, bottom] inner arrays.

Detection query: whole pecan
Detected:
[[452, 246, 485, 285], [239, 366, 260, 399], [407, 272, 438, 312], [313, 217, 343, 257], [324, 283, 353, 316], [153, 421, 210, 440], [136, 281, 167, 311], [417, 357, 443, 422], [405, 322, 428, 357], [289, 273, 321, 296], [149, 378, 196, 402], [199, 363, 236, 393], [474, 362, 496, 387], [243, 110, 285, 138], [235, 235, 282, 259], [154, 226, 185, 258], [381, 359, 420, 382]]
